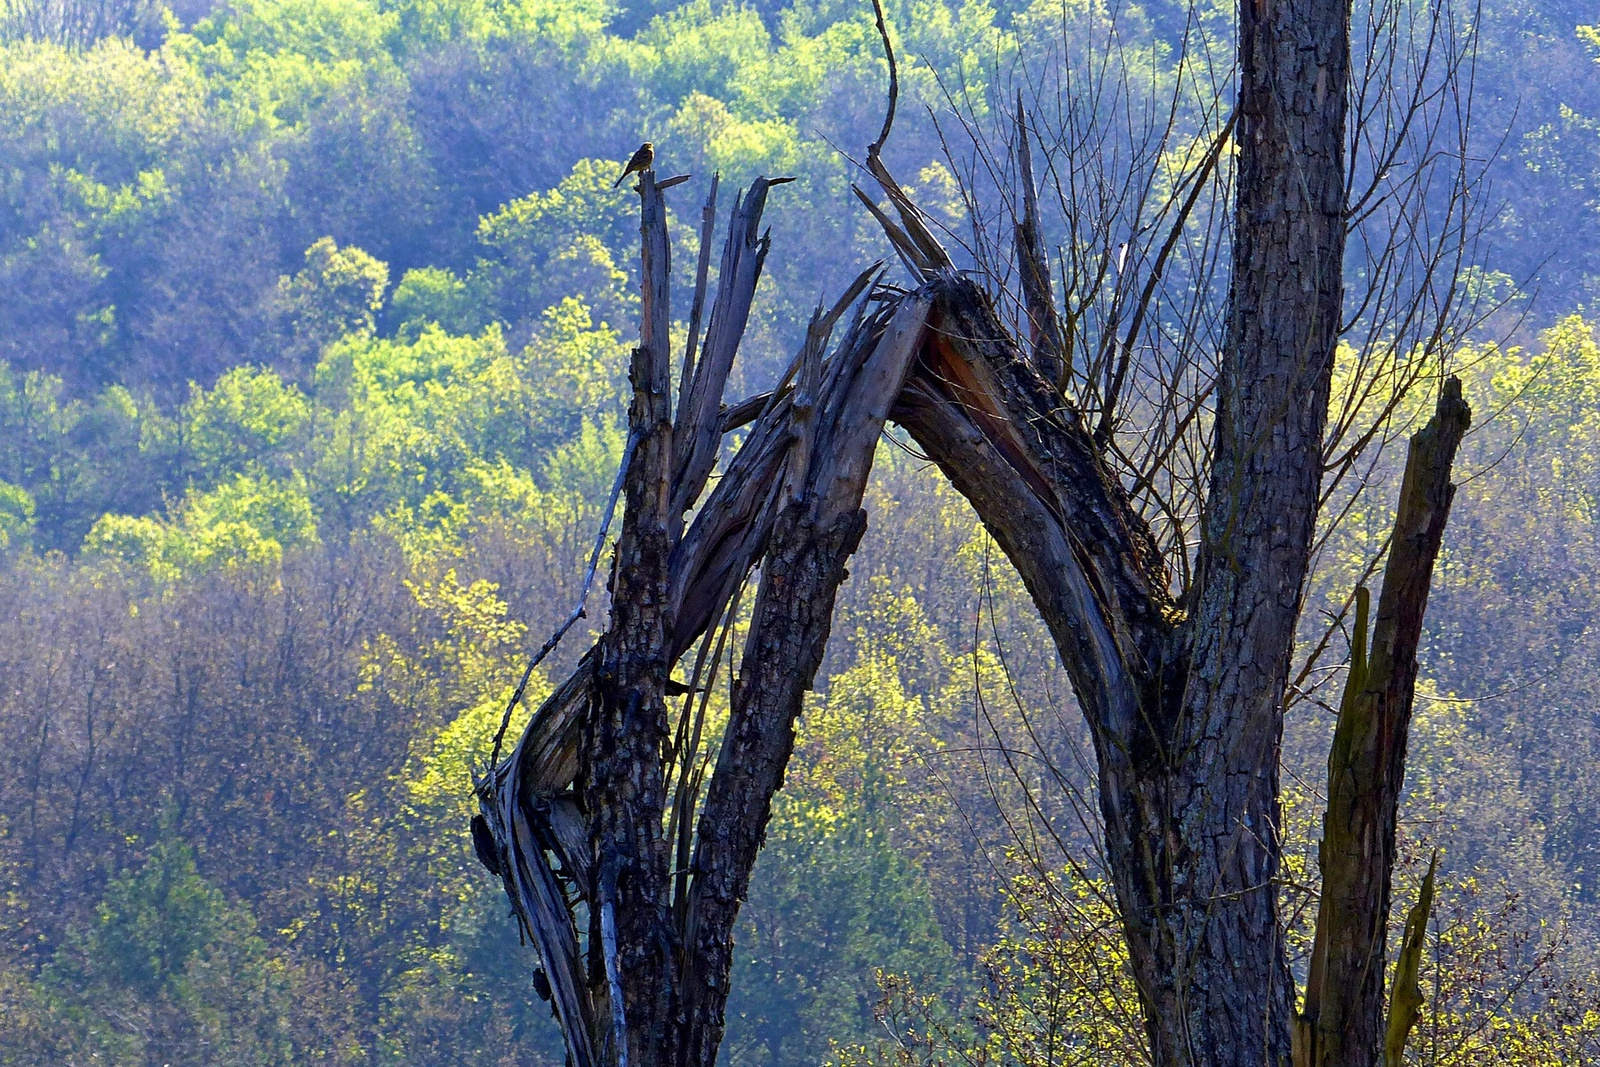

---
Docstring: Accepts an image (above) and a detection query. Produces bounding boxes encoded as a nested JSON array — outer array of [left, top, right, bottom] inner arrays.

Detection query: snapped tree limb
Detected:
[[1297, 378, 1471, 1067], [475, 165, 927, 1067]]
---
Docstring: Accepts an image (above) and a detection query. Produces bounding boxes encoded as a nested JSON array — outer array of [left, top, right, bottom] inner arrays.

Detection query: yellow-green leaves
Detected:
[[0, 481, 34, 551], [85, 472, 318, 579], [184, 366, 311, 481], [277, 237, 390, 363], [473, 159, 637, 328]]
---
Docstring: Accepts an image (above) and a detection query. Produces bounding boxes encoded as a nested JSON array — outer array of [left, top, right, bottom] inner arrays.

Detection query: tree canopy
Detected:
[[1, 0, 1600, 1063]]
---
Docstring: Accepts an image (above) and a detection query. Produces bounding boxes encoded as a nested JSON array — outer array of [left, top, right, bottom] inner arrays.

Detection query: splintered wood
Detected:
[[475, 167, 927, 1067]]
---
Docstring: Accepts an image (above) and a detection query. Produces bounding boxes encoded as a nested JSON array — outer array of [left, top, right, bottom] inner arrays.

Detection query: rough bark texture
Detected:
[[584, 168, 679, 1066], [1297, 380, 1471, 1067], [678, 295, 929, 1066], [1133, 0, 1352, 1055], [470, 0, 1445, 1057], [477, 170, 925, 1067], [872, 15, 1362, 1033], [890, 267, 1322, 1065], [869, 41, 1354, 1067]]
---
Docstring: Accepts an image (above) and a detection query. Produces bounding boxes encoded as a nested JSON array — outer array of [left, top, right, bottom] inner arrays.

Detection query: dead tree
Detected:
[[475, 167, 928, 1067], [474, 0, 1484, 1059]]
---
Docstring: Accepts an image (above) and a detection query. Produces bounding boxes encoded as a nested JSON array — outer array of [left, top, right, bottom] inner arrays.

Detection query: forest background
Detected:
[[1, 0, 1599, 1062]]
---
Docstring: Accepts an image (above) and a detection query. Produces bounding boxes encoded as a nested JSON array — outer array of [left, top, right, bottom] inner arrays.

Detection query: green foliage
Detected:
[[277, 237, 392, 370], [637, 0, 773, 105], [1, 288, 625, 576], [15, 836, 364, 1067], [0, 2, 1597, 1065], [86, 471, 320, 578], [85, 836, 234, 996], [472, 158, 636, 328], [832, 870, 1145, 1067], [185, 366, 313, 483], [0, 365, 178, 552], [0, 480, 34, 551], [728, 652, 959, 1066], [390, 266, 483, 337]]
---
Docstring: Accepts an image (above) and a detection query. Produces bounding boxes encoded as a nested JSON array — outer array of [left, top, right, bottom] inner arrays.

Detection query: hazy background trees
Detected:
[[1, 0, 1599, 1063]]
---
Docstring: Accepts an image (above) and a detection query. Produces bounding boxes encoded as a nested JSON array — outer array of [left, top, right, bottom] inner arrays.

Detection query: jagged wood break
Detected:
[[478, 4, 1469, 1049], [476, 166, 925, 1067]]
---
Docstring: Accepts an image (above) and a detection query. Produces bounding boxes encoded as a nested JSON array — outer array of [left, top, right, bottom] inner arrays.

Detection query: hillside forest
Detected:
[[2, 0, 1600, 1063]]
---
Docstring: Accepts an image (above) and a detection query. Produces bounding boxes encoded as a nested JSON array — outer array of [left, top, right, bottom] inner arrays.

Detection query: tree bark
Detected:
[[1297, 379, 1471, 1067], [677, 295, 929, 1067], [585, 166, 679, 1065], [893, 268, 1327, 1065], [872, 33, 1353, 1065], [478, 170, 926, 1067], [1012, 98, 1068, 389], [1135, 0, 1352, 1050]]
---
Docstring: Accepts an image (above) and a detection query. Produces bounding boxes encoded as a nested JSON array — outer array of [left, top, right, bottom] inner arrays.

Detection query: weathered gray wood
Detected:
[[865, 150, 951, 273], [677, 174, 720, 427], [671, 179, 774, 529], [678, 294, 930, 1067], [506, 798, 597, 1066], [1012, 96, 1067, 388]]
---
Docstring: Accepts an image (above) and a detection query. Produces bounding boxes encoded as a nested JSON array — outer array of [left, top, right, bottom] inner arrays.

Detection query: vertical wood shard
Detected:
[[1383, 851, 1438, 1067], [672, 178, 775, 528], [1013, 93, 1067, 389], [1297, 377, 1470, 1067]]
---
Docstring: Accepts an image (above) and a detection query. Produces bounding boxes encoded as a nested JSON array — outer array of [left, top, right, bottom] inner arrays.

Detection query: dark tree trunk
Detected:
[[584, 165, 681, 1067], [474, 0, 1474, 1055], [677, 295, 930, 1067], [892, 270, 1320, 1065], [477, 170, 928, 1067], [1132, 0, 1352, 1051], [886, 0, 1355, 1059]]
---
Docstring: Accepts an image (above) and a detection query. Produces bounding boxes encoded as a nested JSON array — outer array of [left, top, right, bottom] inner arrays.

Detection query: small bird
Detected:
[[470, 813, 502, 878], [613, 142, 654, 188]]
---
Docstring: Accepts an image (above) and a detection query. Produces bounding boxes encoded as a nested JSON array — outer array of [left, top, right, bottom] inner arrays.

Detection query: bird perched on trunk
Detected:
[[613, 142, 654, 188], [469, 813, 502, 878]]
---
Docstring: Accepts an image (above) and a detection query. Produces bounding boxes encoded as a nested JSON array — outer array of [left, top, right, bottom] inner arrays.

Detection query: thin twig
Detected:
[[486, 429, 638, 776], [868, 0, 897, 158]]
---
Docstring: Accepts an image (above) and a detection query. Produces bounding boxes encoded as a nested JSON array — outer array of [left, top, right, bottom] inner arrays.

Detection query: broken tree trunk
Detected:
[[1296, 379, 1471, 1067], [869, 207, 1463, 1067], [1012, 96, 1068, 390], [837, 229, 1306, 1065], [882, 0, 1351, 1056], [476, 166, 925, 1067], [476, 0, 1440, 1053]]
